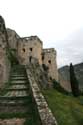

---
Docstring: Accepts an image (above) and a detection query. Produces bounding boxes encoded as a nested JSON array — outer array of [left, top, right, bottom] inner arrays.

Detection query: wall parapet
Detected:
[[43, 48, 56, 54], [21, 35, 43, 45], [26, 67, 58, 125]]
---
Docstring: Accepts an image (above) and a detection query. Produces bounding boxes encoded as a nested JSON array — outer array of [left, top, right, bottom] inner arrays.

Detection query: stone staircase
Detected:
[[0, 65, 41, 125]]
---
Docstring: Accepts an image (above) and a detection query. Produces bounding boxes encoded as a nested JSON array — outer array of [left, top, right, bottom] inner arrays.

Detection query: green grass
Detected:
[[42, 89, 83, 125]]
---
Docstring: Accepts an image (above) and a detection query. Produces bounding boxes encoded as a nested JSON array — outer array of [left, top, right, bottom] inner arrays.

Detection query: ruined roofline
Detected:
[[43, 48, 57, 54], [21, 35, 43, 44]]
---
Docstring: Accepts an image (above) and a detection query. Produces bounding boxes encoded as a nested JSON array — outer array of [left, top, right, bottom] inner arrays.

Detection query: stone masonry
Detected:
[[17, 36, 43, 65], [0, 16, 10, 88], [26, 66, 57, 125], [0, 15, 58, 87], [42, 48, 58, 81], [17, 37, 58, 81]]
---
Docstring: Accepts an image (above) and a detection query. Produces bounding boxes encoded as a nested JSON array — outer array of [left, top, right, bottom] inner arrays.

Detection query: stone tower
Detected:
[[42, 48, 58, 81], [17, 36, 43, 65]]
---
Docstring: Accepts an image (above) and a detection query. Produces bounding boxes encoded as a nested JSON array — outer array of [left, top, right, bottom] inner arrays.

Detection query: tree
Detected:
[[70, 63, 79, 97]]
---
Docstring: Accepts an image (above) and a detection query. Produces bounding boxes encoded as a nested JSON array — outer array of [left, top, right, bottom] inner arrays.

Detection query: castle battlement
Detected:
[[21, 35, 43, 45], [43, 48, 56, 55]]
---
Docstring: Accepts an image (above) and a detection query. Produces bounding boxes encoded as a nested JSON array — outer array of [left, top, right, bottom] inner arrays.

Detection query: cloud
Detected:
[[57, 28, 83, 67]]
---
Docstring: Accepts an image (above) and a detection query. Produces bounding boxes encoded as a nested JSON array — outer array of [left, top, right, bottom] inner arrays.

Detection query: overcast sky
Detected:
[[0, 0, 83, 67]]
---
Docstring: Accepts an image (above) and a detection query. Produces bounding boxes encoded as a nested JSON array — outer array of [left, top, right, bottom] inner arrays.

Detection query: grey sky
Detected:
[[0, 0, 83, 67]]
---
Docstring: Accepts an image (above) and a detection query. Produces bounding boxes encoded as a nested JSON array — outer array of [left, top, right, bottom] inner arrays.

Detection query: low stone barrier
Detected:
[[26, 68, 58, 125]]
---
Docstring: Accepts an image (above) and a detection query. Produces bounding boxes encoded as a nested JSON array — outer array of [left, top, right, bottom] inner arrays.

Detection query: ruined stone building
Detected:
[[0, 15, 59, 125], [17, 36, 58, 81], [0, 16, 58, 89]]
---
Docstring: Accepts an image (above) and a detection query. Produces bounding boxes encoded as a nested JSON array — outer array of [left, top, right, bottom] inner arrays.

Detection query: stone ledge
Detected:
[[26, 69, 58, 125]]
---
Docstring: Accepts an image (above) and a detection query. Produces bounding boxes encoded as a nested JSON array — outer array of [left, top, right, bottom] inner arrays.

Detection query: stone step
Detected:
[[0, 90, 28, 97], [11, 74, 26, 77], [6, 84, 28, 91], [11, 72, 26, 74], [11, 80, 27, 84], [10, 85, 26, 89], [0, 99, 27, 105], [0, 118, 25, 125], [6, 88, 28, 91], [11, 72, 26, 75], [11, 76, 27, 80], [7, 84, 27, 90], [0, 96, 29, 101], [0, 105, 28, 113]]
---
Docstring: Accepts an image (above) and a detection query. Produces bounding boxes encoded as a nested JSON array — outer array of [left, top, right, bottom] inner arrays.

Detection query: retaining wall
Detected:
[[26, 68, 58, 125]]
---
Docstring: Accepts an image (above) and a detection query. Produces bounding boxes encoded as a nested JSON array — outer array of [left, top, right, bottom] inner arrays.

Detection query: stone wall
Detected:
[[0, 16, 10, 88], [42, 48, 58, 81], [17, 36, 43, 65], [58, 73, 71, 92], [7, 28, 19, 50], [17, 37, 58, 82], [26, 67, 58, 125], [0, 48, 10, 88]]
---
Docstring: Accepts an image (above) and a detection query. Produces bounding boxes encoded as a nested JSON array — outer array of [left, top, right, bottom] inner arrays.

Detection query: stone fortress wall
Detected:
[[0, 16, 10, 88], [7, 28, 19, 50]]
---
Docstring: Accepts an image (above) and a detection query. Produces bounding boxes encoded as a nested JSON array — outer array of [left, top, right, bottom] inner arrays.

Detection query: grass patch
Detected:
[[42, 89, 83, 125]]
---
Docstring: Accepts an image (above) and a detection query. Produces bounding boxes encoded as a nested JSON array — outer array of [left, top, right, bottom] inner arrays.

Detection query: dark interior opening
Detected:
[[42, 55, 44, 61], [50, 77, 52, 80], [22, 48, 25, 52], [30, 48, 33, 51], [48, 60, 51, 64]]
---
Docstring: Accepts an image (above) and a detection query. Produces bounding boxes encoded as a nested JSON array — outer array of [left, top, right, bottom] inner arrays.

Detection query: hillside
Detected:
[[58, 62, 83, 91], [43, 89, 83, 125]]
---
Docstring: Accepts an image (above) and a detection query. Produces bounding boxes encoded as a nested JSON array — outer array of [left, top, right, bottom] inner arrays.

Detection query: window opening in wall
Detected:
[[22, 48, 25, 52], [48, 60, 51, 64], [42, 55, 44, 61], [30, 48, 33, 51], [50, 77, 52, 80]]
